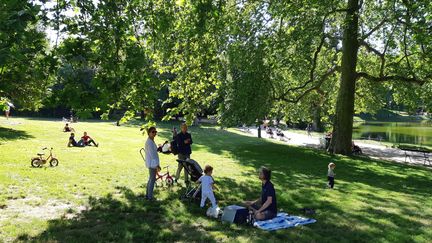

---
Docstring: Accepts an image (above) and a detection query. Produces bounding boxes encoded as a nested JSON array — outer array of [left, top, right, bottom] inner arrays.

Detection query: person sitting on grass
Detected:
[[63, 123, 75, 132], [266, 127, 273, 135], [81, 131, 99, 147], [157, 141, 171, 154], [245, 166, 277, 221], [68, 133, 84, 147], [351, 141, 362, 155]]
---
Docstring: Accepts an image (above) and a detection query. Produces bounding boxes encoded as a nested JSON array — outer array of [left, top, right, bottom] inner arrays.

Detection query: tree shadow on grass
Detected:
[[16, 181, 288, 242], [0, 127, 33, 142], [190, 126, 432, 196], [215, 176, 430, 242], [187, 126, 432, 241], [16, 187, 218, 242], [14, 175, 430, 242]]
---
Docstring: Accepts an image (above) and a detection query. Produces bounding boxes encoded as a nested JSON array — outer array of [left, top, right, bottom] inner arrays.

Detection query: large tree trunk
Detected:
[[330, 0, 360, 154], [312, 103, 323, 132]]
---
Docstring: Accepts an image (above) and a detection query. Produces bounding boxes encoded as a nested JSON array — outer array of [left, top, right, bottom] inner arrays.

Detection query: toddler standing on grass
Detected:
[[198, 165, 218, 209], [327, 162, 336, 189]]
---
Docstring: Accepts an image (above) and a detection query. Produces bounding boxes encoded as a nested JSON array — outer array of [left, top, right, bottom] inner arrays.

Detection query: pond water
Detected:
[[352, 121, 432, 146]]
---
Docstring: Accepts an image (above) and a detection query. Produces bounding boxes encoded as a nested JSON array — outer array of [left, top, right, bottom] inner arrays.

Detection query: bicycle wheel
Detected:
[[50, 158, 59, 167], [166, 177, 174, 186], [31, 158, 41, 168]]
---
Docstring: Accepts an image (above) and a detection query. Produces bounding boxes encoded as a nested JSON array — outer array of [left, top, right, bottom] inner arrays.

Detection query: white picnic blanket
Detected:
[[253, 213, 316, 231]]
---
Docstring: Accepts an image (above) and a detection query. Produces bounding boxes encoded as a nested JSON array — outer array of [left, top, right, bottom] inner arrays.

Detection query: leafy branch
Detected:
[[356, 72, 430, 85]]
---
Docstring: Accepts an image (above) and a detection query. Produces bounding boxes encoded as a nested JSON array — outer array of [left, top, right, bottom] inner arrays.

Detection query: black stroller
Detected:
[[177, 159, 203, 202]]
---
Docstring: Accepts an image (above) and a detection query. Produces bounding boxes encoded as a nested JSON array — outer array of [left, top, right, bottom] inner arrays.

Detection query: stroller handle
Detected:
[[139, 148, 146, 161]]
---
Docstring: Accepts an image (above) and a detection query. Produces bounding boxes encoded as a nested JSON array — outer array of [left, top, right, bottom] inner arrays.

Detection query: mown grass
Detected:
[[0, 117, 431, 242]]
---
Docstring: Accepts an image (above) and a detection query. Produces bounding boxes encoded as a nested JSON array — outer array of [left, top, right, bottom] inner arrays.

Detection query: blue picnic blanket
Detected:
[[253, 213, 316, 231]]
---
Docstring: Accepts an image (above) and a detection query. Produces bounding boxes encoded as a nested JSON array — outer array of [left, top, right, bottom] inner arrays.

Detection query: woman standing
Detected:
[[144, 127, 160, 201]]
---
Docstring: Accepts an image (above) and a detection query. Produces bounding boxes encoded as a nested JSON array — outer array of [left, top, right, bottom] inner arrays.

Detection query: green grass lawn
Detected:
[[1, 117, 431, 242]]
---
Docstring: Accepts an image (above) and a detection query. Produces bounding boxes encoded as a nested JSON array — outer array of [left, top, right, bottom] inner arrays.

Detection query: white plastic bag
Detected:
[[206, 206, 221, 218]]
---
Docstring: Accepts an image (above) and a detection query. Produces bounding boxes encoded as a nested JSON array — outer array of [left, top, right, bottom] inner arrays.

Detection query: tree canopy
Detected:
[[1, 0, 431, 154], [0, 0, 51, 109]]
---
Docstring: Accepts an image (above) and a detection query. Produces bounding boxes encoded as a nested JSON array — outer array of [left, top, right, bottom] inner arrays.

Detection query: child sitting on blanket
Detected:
[[157, 141, 171, 154], [327, 162, 336, 189], [198, 165, 218, 209]]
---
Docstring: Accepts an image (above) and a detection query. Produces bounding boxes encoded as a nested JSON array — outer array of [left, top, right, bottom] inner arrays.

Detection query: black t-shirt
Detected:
[[261, 180, 277, 214], [176, 132, 193, 155], [69, 136, 77, 146]]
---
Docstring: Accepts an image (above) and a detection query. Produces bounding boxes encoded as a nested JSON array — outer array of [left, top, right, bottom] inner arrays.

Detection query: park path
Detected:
[[237, 126, 431, 168]]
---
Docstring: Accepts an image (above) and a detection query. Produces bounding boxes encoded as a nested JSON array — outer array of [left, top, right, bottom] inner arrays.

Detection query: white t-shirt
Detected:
[[161, 143, 170, 153], [144, 138, 160, 169], [198, 175, 214, 193]]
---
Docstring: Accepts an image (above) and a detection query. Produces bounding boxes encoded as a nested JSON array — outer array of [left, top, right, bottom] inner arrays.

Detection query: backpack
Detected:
[[170, 135, 179, 155]]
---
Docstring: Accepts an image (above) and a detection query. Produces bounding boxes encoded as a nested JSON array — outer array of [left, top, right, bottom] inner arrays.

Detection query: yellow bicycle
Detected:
[[31, 147, 59, 167]]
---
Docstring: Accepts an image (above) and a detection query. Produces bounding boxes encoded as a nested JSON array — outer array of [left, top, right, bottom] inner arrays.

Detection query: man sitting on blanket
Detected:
[[245, 166, 277, 221]]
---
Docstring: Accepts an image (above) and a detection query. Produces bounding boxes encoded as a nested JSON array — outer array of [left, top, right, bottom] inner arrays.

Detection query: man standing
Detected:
[[175, 123, 193, 183], [145, 127, 160, 201]]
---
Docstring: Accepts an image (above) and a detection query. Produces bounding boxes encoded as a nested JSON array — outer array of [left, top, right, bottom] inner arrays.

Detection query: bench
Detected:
[[398, 145, 431, 165]]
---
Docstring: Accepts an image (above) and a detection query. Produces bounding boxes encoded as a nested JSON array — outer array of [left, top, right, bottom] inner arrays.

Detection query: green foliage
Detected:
[[155, 0, 226, 125], [1, 0, 432, 134], [219, 42, 272, 126], [140, 120, 157, 135], [45, 38, 101, 118], [0, 0, 51, 110], [44, 0, 163, 119], [0, 97, 8, 111], [119, 110, 136, 124]]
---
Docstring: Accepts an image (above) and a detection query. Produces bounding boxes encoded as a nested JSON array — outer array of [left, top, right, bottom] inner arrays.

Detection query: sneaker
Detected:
[[247, 213, 255, 225], [146, 197, 161, 202]]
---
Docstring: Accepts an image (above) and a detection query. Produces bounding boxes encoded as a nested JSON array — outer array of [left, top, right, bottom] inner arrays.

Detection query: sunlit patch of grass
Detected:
[[0, 117, 431, 242]]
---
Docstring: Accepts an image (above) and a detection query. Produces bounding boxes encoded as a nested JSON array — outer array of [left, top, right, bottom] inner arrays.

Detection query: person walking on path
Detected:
[[306, 124, 312, 137], [175, 123, 193, 183], [4, 101, 14, 119], [145, 126, 160, 201]]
